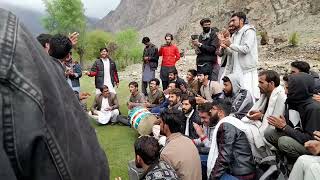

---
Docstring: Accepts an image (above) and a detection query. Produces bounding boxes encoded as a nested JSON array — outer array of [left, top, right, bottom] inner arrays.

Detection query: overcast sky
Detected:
[[2, 0, 121, 18]]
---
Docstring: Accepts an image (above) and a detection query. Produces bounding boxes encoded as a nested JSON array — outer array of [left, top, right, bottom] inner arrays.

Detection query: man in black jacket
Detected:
[[0, 8, 109, 180], [85, 48, 119, 95], [181, 95, 202, 139], [265, 73, 320, 162], [208, 100, 255, 180], [141, 37, 159, 96], [192, 18, 220, 81]]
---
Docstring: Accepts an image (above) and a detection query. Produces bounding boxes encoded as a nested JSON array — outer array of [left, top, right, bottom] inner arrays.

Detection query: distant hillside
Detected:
[[0, 2, 100, 36]]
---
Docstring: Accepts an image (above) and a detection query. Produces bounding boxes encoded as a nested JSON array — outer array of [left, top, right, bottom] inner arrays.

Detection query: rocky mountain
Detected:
[[97, 0, 320, 47]]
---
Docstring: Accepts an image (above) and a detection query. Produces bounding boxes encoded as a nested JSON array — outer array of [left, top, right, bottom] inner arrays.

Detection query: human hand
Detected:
[[313, 131, 320, 141], [116, 83, 119, 88], [313, 94, 320, 102], [115, 177, 122, 180], [221, 37, 231, 47], [193, 122, 205, 138], [195, 96, 206, 104], [267, 115, 286, 129], [105, 107, 112, 111], [246, 110, 263, 121], [192, 39, 200, 47], [305, 140, 320, 155], [69, 32, 79, 47], [83, 70, 90, 76]]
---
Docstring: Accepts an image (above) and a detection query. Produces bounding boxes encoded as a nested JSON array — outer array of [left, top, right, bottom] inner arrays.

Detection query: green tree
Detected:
[[84, 30, 114, 61], [42, 0, 87, 65]]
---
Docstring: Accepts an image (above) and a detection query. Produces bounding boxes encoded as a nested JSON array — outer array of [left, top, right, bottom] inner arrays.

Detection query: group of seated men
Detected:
[[123, 60, 320, 180]]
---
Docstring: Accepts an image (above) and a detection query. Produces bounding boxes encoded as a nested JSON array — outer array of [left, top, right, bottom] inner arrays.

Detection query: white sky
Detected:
[[2, 0, 121, 18]]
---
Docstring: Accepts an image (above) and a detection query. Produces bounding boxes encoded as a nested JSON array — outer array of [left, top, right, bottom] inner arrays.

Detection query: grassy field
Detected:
[[81, 76, 139, 179]]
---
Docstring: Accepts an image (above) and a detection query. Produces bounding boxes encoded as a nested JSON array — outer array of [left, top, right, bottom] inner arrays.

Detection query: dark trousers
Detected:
[[162, 81, 169, 91], [141, 81, 148, 96]]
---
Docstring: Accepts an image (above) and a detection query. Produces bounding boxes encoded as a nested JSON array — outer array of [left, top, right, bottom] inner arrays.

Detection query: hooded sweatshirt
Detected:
[[223, 74, 254, 119], [283, 73, 320, 144]]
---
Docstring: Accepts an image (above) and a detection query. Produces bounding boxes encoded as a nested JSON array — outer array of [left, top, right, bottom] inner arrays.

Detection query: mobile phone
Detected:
[[191, 34, 199, 40]]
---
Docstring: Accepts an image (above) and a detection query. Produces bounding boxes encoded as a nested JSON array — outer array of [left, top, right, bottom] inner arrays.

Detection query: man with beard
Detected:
[[207, 100, 255, 180], [127, 81, 146, 110], [144, 78, 165, 110], [85, 48, 119, 95], [0, 9, 109, 179], [128, 136, 178, 180], [196, 68, 223, 104], [220, 12, 260, 100], [222, 74, 253, 119], [63, 52, 82, 95], [168, 68, 187, 89], [181, 95, 201, 139], [159, 33, 181, 90], [141, 37, 159, 96], [168, 88, 182, 110], [159, 108, 202, 180], [192, 18, 220, 81], [265, 73, 320, 163]]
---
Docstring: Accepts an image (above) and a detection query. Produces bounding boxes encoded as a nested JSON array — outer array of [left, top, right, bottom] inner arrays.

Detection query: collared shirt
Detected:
[[147, 89, 165, 107], [184, 109, 194, 136], [200, 80, 223, 102]]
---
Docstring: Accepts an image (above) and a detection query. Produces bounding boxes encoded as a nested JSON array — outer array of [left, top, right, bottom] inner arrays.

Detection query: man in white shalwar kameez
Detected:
[[220, 12, 260, 100]]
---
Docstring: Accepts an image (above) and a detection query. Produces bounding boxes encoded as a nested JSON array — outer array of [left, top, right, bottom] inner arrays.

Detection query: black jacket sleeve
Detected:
[[199, 33, 219, 54]]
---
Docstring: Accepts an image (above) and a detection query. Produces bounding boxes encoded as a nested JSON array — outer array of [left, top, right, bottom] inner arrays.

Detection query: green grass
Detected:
[[81, 76, 138, 179]]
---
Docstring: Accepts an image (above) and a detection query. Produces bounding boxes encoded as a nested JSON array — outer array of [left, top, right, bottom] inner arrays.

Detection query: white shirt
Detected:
[[184, 109, 194, 136], [101, 97, 110, 111], [96, 58, 116, 94]]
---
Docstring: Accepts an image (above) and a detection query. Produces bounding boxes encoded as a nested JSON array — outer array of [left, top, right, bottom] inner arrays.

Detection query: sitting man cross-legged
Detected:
[[90, 85, 119, 125]]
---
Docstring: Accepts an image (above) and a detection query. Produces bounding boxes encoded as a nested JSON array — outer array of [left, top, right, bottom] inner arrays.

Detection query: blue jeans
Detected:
[[220, 174, 240, 180]]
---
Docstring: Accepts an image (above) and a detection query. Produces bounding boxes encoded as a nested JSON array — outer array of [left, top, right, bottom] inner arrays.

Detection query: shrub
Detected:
[[289, 32, 299, 47]]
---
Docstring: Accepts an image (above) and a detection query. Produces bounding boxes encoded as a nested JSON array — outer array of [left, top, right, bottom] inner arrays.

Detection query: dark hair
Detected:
[[129, 81, 139, 88], [165, 33, 174, 40], [36, 33, 52, 48], [211, 99, 232, 116], [160, 108, 185, 133], [168, 81, 178, 89], [99, 47, 108, 52], [200, 18, 211, 26], [258, 70, 280, 87], [188, 69, 197, 77], [231, 12, 247, 23], [99, 85, 109, 93], [168, 68, 178, 75], [181, 95, 197, 110], [222, 76, 231, 83], [197, 67, 211, 77], [168, 88, 182, 97], [149, 78, 160, 86], [48, 34, 72, 59], [198, 102, 212, 113], [291, 61, 310, 73], [283, 74, 289, 82], [142, 37, 150, 44], [134, 136, 160, 165]]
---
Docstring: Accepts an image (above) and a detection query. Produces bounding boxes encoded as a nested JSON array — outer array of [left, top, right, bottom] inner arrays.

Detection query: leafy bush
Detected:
[[289, 32, 299, 47]]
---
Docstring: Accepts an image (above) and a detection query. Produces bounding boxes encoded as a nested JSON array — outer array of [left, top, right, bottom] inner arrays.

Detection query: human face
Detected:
[[102, 88, 110, 98], [129, 85, 138, 95], [168, 94, 179, 106], [135, 155, 143, 168], [182, 100, 192, 114], [229, 16, 242, 31], [168, 73, 175, 81], [100, 49, 109, 59], [202, 22, 211, 33], [199, 111, 210, 126], [186, 72, 194, 82], [168, 83, 176, 90], [149, 81, 157, 91], [290, 66, 300, 74], [197, 74, 206, 83], [165, 36, 172, 45], [209, 106, 220, 123], [258, 75, 272, 94], [223, 81, 233, 96]]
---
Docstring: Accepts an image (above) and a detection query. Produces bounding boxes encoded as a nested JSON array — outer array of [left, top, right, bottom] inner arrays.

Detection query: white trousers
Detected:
[[289, 155, 320, 180], [89, 109, 119, 125]]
